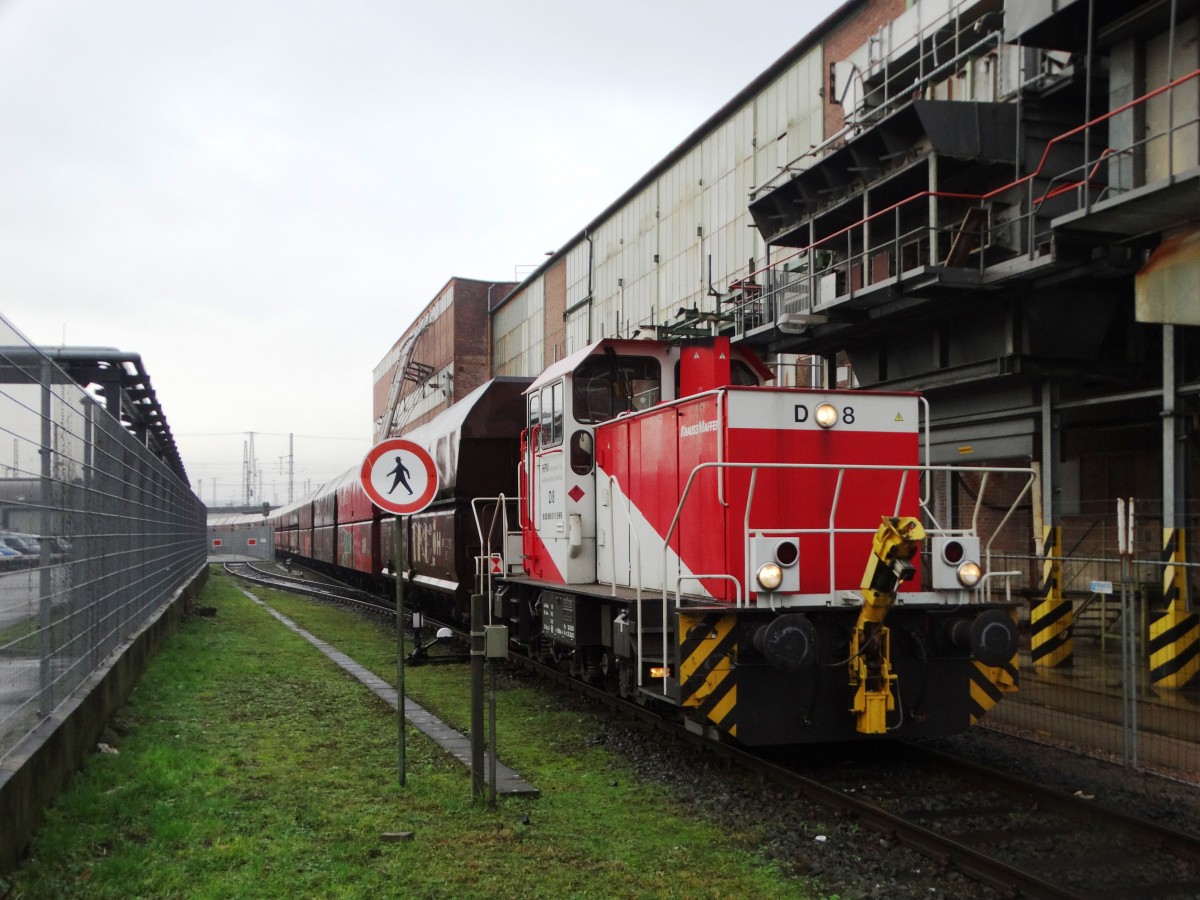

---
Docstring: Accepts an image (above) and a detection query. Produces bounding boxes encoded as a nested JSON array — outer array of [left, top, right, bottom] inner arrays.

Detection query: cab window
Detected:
[[570, 430, 594, 475], [538, 379, 564, 447], [529, 392, 540, 431], [573, 354, 661, 424]]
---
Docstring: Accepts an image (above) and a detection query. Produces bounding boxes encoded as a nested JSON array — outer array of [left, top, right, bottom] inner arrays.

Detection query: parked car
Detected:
[[0, 533, 40, 567], [0, 543, 23, 570]]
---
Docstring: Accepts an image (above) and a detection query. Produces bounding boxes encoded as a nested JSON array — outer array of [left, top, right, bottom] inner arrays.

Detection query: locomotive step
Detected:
[[636, 680, 681, 704]]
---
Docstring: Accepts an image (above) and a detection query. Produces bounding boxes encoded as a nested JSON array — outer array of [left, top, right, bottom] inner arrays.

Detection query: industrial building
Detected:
[[375, 0, 1199, 686]]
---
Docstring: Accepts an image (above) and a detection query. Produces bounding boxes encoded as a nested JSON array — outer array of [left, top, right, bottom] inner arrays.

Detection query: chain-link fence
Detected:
[[0, 319, 207, 763], [986, 543, 1200, 783]]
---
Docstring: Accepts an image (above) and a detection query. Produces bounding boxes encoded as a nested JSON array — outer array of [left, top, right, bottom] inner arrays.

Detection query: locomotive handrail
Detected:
[[662, 461, 1037, 607], [471, 494, 516, 620], [827, 469, 846, 597], [981, 472, 1037, 605], [978, 570, 1023, 606], [525, 425, 540, 528], [918, 397, 933, 511], [676, 574, 741, 607], [517, 457, 528, 529], [717, 390, 727, 509], [605, 473, 650, 687]]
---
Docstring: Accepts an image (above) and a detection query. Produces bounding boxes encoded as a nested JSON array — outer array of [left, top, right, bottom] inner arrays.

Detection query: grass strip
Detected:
[[7, 566, 818, 899]]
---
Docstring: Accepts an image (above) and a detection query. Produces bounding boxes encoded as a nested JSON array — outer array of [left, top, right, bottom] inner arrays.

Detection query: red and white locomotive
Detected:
[[494, 335, 1030, 744], [271, 335, 1032, 746]]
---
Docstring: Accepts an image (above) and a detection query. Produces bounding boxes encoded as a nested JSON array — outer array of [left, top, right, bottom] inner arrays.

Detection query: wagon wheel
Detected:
[[547, 641, 573, 673], [598, 650, 620, 692], [617, 654, 644, 701]]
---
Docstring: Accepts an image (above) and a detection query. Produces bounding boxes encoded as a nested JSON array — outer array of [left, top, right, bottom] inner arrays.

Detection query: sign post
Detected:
[[361, 438, 438, 786]]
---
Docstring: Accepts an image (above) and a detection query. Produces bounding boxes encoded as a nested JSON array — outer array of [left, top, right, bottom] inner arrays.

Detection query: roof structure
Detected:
[[0, 346, 189, 484]]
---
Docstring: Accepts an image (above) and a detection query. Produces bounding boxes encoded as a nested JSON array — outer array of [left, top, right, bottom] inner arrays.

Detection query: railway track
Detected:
[[774, 743, 1200, 899], [227, 564, 1200, 898], [222, 561, 389, 617], [527, 653, 1200, 898]]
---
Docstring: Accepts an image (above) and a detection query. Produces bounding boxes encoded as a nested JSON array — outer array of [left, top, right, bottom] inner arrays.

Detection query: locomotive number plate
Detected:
[[540, 591, 576, 646]]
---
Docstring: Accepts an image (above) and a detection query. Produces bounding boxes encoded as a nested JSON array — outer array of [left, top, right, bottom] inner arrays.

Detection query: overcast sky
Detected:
[[0, 0, 839, 508]]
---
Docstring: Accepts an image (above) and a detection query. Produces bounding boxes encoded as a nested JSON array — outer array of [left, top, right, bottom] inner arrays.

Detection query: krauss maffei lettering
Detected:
[[679, 419, 719, 438]]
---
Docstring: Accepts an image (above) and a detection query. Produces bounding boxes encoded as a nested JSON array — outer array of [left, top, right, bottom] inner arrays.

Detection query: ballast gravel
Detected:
[[577, 708, 1200, 900]]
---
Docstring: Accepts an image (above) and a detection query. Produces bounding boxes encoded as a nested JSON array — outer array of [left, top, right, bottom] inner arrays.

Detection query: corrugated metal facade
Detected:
[[493, 46, 824, 377]]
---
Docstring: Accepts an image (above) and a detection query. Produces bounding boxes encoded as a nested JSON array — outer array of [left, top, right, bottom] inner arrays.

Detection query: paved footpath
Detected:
[[237, 586, 538, 797]]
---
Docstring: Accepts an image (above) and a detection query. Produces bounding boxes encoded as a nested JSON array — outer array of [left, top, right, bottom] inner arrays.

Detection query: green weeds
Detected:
[[8, 566, 815, 898]]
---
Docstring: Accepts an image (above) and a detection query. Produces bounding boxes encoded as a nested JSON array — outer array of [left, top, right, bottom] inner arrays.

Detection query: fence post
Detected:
[[37, 362, 53, 715], [1118, 498, 1138, 768]]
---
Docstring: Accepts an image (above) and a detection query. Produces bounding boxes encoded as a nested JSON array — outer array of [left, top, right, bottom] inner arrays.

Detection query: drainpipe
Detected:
[[486, 283, 497, 380]]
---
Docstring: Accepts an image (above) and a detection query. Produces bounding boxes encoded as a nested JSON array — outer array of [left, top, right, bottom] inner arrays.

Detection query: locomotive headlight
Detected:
[[934, 536, 983, 590], [757, 562, 784, 591], [815, 402, 838, 429], [956, 560, 983, 588]]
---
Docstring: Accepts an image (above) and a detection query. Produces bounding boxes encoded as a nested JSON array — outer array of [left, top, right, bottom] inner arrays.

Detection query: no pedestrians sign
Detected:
[[360, 438, 438, 515]]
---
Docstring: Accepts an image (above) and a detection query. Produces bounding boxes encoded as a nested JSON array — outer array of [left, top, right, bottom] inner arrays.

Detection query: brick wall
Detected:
[[543, 260, 567, 368], [822, 0, 908, 139]]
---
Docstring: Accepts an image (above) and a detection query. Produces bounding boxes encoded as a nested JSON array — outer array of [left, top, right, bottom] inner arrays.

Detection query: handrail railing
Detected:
[[753, 9, 1006, 201], [733, 66, 1200, 334], [606, 474, 641, 600], [472, 493, 519, 623], [660, 460, 1036, 608]]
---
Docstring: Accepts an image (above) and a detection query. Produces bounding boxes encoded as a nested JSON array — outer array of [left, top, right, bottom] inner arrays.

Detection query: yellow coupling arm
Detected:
[[850, 516, 925, 734]]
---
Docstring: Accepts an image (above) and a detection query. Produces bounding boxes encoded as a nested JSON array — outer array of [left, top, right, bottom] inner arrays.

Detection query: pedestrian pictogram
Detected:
[[361, 439, 438, 515]]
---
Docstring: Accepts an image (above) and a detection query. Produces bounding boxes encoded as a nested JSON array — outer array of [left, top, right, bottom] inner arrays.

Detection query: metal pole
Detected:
[[1118, 498, 1138, 768], [1128, 499, 1138, 769], [489, 648, 498, 807], [471, 592, 486, 800], [1163, 325, 1176, 533], [395, 517, 406, 786], [38, 362, 52, 715]]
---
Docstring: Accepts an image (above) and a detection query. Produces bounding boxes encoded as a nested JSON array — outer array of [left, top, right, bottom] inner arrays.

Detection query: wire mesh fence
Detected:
[[0, 319, 206, 763], [986, 546, 1200, 783]]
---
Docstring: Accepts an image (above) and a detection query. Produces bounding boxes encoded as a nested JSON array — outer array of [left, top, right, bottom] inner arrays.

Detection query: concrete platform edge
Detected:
[[238, 587, 538, 797]]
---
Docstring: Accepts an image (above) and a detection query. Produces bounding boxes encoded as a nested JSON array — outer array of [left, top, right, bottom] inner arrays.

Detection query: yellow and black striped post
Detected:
[[678, 612, 739, 738], [1031, 525, 1072, 668], [1150, 528, 1198, 689]]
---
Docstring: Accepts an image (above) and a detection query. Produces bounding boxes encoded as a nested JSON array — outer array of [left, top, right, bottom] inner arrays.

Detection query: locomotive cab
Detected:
[[520, 339, 671, 586], [519, 337, 768, 586], [502, 336, 1031, 746]]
